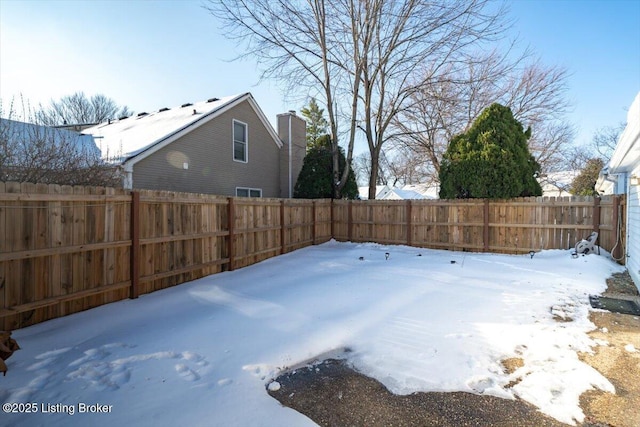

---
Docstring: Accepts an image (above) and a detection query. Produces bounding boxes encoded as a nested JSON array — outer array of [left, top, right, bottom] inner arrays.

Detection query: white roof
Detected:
[[380, 188, 426, 200], [83, 93, 282, 165], [358, 185, 387, 200], [538, 170, 577, 197], [358, 184, 438, 200], [608, 91, 640, 173], [401, 183, 439, 199]]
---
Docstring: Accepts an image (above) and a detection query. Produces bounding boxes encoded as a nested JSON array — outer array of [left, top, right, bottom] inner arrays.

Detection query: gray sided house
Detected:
[[597, 91, 640, 290], [84, 93, 306, 198], [0, 118, 101, 180]]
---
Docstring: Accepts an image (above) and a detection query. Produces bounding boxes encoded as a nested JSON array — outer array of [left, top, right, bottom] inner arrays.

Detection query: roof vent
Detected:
[[137, 112, 148, 117], [181, 103, 193, 108], [207, 97, 220, 103], [159, 107, 170, 112], [193, 109, 197, 115]]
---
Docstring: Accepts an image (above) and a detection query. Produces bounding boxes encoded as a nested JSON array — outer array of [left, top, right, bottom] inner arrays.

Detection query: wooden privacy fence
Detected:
[[0, 182, 625, 329], [0, 182, 332, 329], [333, 196, 625, 255]]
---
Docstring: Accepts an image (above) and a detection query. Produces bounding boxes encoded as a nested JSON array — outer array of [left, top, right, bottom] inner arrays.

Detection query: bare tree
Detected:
[[502, 60, 574, 172], [205, 0, 509, 198], [36, 91, 131, 127], [206, 0, 359, 198], [354, 147, 430, 187], [391, 52, 574, 184], [590, 123, 625, 162], [0, 99, 122, 186], [563, 123, 625, 172]]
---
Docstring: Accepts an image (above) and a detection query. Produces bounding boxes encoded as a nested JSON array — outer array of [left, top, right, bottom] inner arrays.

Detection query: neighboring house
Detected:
[[54, 123, 100, 132], [0, 118, 100, 157], [358, 184, 438, 200], [358, 175, 573, 200], [83, 93, 306, 198], [596, 91, 640, 289], [402, 183, 439, 199], [0, 118, 101, 178], [537, 170, 578, 197], [358, 185, 387, 200]]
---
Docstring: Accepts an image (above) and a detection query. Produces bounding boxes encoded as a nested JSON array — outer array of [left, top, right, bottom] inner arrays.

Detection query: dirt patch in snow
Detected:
[[579, 271, 640, 427], [268, 272, 640, 427], [268, 358, 566, 427], [501, 357, 524, 375]]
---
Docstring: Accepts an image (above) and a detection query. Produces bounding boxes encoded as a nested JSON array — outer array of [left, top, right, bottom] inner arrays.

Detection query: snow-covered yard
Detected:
[[1, 241, 625, 426]]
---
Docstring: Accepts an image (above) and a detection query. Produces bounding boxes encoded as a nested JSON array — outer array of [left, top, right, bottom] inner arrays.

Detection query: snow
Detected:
[[83, 94, 250, 162], [358, 184, 438, 200], [2, 241, 624, 426]]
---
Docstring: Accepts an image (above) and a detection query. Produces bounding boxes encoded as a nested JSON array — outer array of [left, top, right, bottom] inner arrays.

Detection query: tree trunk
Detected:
[[368, 150, 379, 200]]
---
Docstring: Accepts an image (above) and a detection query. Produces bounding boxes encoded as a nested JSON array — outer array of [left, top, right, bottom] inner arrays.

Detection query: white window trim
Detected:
[[235, 187, 262, 198], [233, 119, 248, 163]]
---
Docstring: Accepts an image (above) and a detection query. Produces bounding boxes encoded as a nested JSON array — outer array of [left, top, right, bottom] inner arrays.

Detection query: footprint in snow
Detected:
[[467, 377, 494, 393], [65, 347, 209, 389], [175, 363, 201, 381], [217, 378, 232, 386]]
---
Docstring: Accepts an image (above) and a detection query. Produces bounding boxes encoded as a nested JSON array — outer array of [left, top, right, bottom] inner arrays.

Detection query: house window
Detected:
[[236, 187, 262, 198], [233, 120, 248, 162]]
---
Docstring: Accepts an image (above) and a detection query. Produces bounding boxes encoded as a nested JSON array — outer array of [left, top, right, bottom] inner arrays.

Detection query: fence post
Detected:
[[483, 199, 490, 252], [129, 191, 140, 299], [281, 200, 286, 255], [227, 197, 235, 271], [406, 200, 412, 246], [592, 196, 601, 236], [312, 200, 317, 245]]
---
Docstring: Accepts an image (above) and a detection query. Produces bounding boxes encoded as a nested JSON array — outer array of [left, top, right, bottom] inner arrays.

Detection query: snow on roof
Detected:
[[538, 170, 578, 197], [83, 93, 279, 164], [359, 184, 438, 200], [358, 185, 387, 200], [401, 183, 439, 199], [379, 187, 426, 200]]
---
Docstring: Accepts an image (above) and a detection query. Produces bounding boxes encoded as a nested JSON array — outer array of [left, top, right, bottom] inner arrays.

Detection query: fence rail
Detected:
[[0, 182, 625, 329]]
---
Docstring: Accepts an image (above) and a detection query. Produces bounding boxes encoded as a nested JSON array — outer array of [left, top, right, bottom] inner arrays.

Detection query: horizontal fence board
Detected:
[[0, 182, 626, 329]]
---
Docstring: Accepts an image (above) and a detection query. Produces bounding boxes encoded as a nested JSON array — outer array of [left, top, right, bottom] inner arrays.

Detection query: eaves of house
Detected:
[[608, 91, 640, 174]]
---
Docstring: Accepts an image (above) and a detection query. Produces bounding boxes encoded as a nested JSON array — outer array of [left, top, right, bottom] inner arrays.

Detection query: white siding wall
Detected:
[[627, 166, 640, 289]]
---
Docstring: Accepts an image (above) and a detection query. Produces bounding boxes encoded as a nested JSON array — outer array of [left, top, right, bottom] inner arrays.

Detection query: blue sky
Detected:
[[1, 0, 639, 152]]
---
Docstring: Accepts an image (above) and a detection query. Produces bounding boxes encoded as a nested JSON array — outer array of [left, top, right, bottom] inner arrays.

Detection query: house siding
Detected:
[[628, 165, 640, 287], [132, 101, 281, 197]]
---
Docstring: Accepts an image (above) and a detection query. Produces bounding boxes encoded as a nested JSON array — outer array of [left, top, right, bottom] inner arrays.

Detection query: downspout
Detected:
[[625, 173, 631, 260], [123, 162, 134, 190], [288, 112, 293, 198]]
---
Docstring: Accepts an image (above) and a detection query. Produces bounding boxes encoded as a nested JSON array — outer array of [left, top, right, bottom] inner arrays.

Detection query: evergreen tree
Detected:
[[570, 158, 605, 196], [294, 135, 358, 199], [300, 98, 329, 149], [439, 103, 542, 199]]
